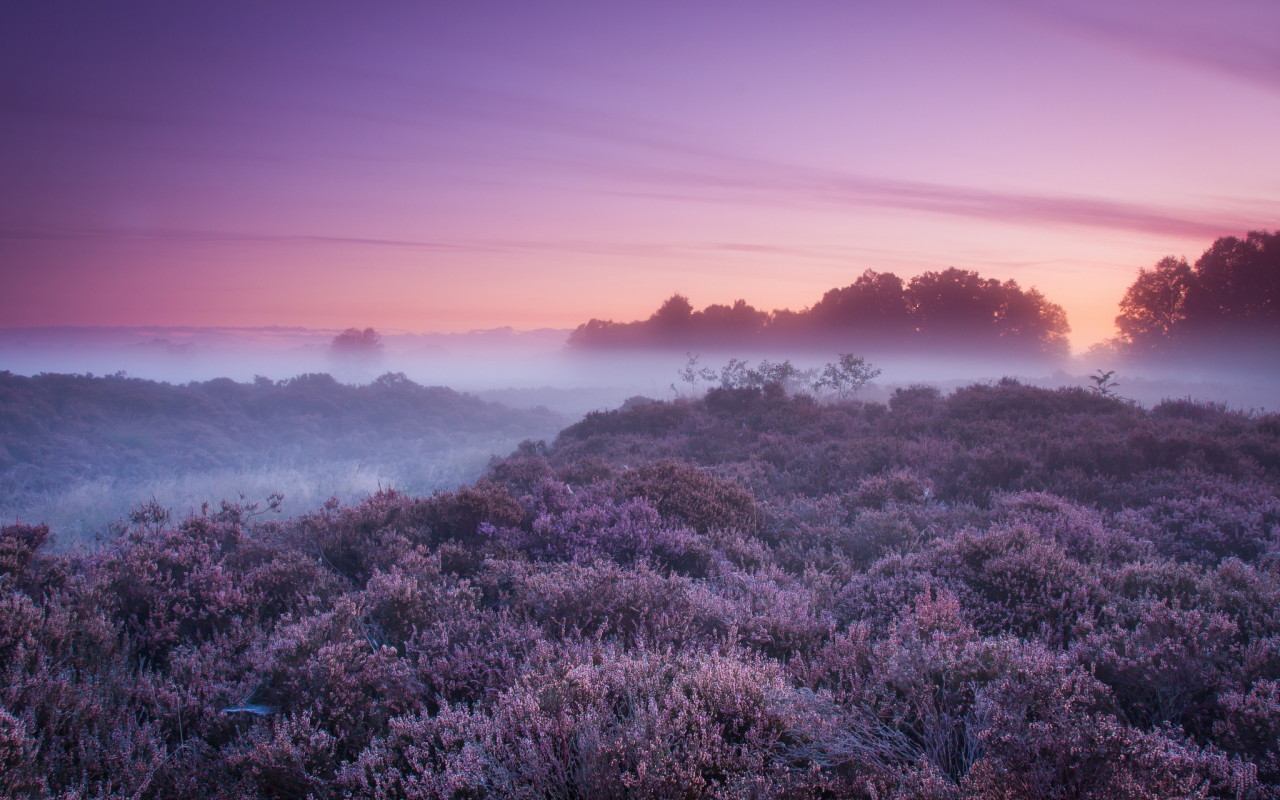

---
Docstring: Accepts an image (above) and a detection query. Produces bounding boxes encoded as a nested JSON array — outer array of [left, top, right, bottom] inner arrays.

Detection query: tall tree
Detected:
[[649, 294, 695, 329], [697, 299, 770, 337], [1183, 231, 1280, 335], [807, 269, 910, 339], [1113, 230, 1279, 360], [1114, 256, 1194, 354], [331, 327, 384, 355], [998, 283, 1071, 358], [905, 268, 1069, 357], [566, 268, 1070, 359], [906, 268, 1005, 341]]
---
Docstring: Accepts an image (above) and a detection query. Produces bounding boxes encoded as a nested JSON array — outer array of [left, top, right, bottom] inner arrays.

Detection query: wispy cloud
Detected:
[[587, 156, 1267, 240], [373, 80, 1272, 239], [0, 228, 464, 250], [0, 227, 874, 269], [1016, 0, 1280, 95], [3, 159, 1266, 254], [4, 55, 1272, 246]]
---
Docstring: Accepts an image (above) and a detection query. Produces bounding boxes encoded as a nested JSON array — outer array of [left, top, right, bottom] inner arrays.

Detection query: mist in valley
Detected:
[[4, 315, 1278, 550], [6, 0, 1280, 789]]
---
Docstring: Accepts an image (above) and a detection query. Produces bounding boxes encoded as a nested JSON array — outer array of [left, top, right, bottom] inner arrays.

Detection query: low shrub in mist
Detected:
[[4, 379, 1280, 797]]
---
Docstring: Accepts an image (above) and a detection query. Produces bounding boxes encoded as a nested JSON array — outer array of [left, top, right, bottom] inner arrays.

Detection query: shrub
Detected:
[[853, 467, 931, 509], [0, 522, 49, 578], [926, 524, 1104, 647], [6, 375, 1280, 795], [1080, 600, 1238, 732], [407, 480, 524, 548], [558, 400, 695, 441], [613, 460, 763, 534]]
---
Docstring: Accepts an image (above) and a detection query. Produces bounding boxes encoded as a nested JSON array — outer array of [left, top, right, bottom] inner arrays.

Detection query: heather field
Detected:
[[5, 377, 1280, 798], [6, 2, 1280, 797]]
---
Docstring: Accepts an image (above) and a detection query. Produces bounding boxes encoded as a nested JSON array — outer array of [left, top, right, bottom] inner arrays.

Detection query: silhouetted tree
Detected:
[[905, 268, 1070, 357], [567, 269, 1069, 358], [1182, 230, 1280, 335], [1000, 284, 1070, 354], [906, 268, 1004, 341], [649, 294, 695, 332], [331, 327, 384, 356], [566, 317, 625, 348], [697, 299, 770, 337], [807, 269, 911, 340], [1114, 256, 1194, 355], [1113, 230, 1279, 361]]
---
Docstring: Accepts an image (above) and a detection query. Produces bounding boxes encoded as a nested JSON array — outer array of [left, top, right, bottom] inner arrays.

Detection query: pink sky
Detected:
[[1, 0, 1277, 349]]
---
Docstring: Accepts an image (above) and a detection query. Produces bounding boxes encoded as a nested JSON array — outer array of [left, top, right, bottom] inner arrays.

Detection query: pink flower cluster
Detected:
[[3, 379, 1279, 797]]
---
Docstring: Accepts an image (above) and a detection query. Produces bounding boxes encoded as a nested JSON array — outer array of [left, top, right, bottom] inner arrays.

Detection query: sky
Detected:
[[1, 0, 1277, 349]]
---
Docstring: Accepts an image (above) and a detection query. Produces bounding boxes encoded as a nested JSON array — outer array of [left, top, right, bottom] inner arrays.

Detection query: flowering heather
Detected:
[[4, 379, 1280, 797]]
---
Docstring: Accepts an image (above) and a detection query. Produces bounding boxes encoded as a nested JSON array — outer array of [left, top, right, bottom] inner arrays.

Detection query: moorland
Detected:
[[3, 229, 1280, 797], [0, 370, 564, 541], [4, 373, 1280, 798]]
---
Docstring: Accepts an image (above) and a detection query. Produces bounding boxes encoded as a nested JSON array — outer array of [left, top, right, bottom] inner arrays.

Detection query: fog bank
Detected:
[[3, 325, 1278, 414]]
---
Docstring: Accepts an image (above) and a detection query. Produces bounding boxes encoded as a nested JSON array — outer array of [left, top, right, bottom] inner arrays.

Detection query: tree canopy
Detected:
[[568, 268, 1071, 359], [331, 327, 384, 356], [1113, 230, 1279, 360]]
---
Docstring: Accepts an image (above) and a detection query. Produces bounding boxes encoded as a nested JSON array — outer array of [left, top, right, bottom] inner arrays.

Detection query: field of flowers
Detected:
[[4, 378, 1280, 798]]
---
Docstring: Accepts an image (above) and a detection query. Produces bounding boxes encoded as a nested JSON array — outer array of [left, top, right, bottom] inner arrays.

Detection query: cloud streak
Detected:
[[3, 162, 1267, 254], [347, 80, 1272, 239], [4, 29, 1271, 244], [1019, 0, 1280, 95], [579, 156, 1272, 240]]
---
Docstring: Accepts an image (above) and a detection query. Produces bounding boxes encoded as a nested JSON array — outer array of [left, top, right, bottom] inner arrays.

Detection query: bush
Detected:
[[0, 522, 49, 577], [613, 460, 763, 534], [6, 376, 1280, 796]]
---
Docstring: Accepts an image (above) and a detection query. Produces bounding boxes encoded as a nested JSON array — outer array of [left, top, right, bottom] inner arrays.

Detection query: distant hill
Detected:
[[0, 370, 564, 541]]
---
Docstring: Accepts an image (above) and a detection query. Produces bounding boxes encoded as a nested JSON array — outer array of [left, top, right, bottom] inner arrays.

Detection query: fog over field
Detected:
[[4, 322, 1278, 548], [4, 324, 1279, 411], [6, 0, 1280, 793]]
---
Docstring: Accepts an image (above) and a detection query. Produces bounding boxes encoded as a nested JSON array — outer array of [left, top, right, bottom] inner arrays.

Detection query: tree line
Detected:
[[569, 228, 1278, 364], [569, 267, 1071, 358], [1108, 229, 1279, 362]]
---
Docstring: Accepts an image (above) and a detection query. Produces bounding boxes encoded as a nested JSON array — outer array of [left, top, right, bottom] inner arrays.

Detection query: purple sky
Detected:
[[2, 0, 1277, 348]]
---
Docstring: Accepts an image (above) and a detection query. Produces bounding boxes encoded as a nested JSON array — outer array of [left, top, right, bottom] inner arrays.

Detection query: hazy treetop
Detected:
[[331, 327, 384, 355], [569, 267, 1071, 359], [1111, 229, 1279, 363]]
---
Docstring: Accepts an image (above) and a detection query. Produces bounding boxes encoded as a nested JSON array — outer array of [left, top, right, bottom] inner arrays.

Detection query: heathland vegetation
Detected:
[[2, 229, 1278, 797], [4, 370, 1280, 797], [0, 370, 563, 539]]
